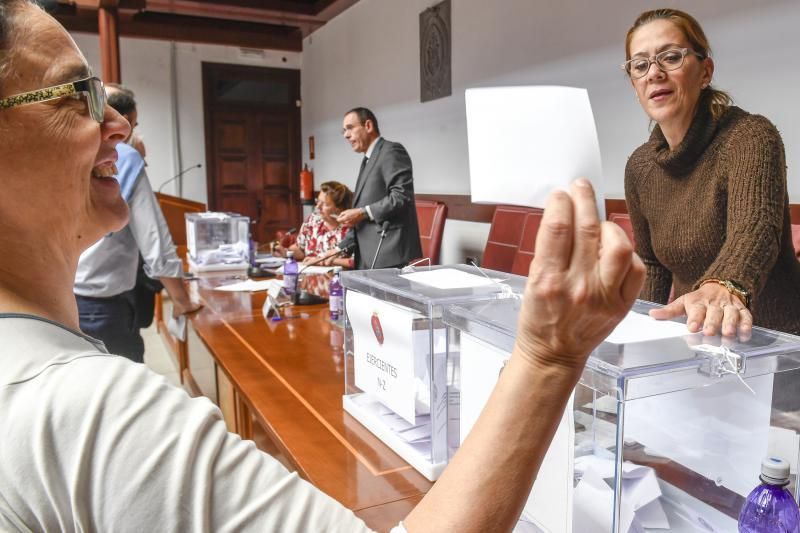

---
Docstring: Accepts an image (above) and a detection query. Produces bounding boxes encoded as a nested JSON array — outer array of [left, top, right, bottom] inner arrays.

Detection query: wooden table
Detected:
[[173, 275, 433, 530]]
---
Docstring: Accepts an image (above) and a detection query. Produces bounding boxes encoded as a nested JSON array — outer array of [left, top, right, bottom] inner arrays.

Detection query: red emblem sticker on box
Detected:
[[371, 312, 384, 345]]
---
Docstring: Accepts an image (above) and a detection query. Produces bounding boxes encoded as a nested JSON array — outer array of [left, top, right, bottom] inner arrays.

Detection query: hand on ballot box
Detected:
[[649, 280, 753, 341]]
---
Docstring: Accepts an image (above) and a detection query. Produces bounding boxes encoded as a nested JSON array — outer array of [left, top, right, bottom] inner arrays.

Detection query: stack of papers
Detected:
[[605, 311, 688, 344], [214, 279, 276, 292], [400, 268, 505, 290], [276, 264, 336, 275], [255, 255, 286, 268], [574, 455, 669, 533]]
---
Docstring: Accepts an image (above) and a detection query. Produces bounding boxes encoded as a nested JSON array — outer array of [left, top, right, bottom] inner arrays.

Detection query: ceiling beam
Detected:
[[315, 0, 359, 21], [69, 0, 118, 7], [142, 0, 326, 36], [174, 0, 319, 16], [54, 7, 303, 51]]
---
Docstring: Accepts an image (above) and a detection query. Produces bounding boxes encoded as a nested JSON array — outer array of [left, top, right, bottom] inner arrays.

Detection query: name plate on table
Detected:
[[347, 290, 416, 424]]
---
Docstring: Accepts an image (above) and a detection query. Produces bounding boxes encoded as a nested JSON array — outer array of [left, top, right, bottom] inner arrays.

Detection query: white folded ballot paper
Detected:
[[167, 313, 187, 342], [465, 85, 604, 217]]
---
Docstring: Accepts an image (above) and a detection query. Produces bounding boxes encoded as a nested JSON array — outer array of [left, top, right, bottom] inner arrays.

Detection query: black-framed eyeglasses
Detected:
[[0, 76, 106, 123], [621, 48, 705, 80]]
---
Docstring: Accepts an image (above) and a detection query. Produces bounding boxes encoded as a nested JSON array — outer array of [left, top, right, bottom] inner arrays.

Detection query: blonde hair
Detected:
[[626, 8, 732, 119]]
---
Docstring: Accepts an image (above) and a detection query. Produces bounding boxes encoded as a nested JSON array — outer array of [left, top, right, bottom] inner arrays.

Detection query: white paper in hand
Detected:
[[167, 313, 187, 342], [465, 85, 604, 217]]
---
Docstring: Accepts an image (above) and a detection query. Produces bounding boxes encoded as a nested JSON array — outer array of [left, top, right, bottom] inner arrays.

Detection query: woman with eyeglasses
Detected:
[[623, 8, 800, 338], [0, 1, 646, 531]]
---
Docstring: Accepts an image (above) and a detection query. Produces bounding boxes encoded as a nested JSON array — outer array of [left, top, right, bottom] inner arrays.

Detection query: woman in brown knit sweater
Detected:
[[624, 8, 800, 337]]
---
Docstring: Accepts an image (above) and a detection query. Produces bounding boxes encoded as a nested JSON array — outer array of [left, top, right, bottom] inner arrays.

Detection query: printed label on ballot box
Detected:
[[346, 290, 417, 424]]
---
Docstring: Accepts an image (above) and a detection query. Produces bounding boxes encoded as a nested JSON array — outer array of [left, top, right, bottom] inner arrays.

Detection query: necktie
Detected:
[[358, 156, 368, 179], [355, 156, 368, 193]]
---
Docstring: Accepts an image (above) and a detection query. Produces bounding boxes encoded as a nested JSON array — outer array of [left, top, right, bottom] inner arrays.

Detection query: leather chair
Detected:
[[481, 205, 541, 273], [414, 200, 448, 265], [608, 212, 635, 248], [510, 211, 544, 275]]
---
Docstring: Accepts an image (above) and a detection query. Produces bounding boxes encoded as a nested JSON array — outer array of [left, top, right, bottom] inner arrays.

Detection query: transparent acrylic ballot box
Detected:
[[185, 212, 249, 272], [444, 298, 800, 532], [340, 265, 526, 481]]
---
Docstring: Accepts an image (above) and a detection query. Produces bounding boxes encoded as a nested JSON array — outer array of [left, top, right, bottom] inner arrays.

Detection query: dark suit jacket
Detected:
[[340, 138, 422, 269]]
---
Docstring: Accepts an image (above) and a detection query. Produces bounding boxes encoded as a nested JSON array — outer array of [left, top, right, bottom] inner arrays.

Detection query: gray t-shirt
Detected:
[[0, 314, 376, 532]]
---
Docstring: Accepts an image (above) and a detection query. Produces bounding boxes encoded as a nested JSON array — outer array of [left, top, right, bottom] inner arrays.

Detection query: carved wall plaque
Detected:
[[420, 0, 451, 103]]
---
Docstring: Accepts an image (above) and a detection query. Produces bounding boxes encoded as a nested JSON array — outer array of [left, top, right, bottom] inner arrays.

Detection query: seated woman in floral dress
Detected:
[[277, 181, 354, 268]]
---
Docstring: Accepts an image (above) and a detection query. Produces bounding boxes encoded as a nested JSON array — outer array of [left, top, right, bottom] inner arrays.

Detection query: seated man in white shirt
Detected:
[[73, 84, 200, 362]]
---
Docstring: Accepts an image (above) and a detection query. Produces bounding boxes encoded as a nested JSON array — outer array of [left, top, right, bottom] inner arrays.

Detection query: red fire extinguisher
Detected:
[[300, 164, 314, 204]]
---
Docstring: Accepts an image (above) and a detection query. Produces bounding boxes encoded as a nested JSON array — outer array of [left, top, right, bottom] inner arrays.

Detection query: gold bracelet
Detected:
[[699, 278, 751, 308]]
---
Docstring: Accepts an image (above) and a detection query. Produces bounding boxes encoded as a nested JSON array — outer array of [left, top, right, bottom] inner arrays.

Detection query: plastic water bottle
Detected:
[[329, 267, 343, 323], [738, 457, 800, 533], [283, 250, 298, 296]]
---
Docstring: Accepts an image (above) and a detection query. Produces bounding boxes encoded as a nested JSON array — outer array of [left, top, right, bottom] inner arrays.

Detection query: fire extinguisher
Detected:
[[300, 164, 314, 204]]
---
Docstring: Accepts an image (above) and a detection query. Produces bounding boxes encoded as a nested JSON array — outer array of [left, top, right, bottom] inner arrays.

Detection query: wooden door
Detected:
[[203, 63, 301, 244]]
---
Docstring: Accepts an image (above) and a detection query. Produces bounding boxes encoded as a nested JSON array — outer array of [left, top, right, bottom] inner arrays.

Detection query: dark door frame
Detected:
[[201, 61, 302, 230]]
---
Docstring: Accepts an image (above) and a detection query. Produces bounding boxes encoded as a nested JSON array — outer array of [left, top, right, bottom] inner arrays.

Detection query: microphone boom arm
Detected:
[[158, 163, 202, 193]]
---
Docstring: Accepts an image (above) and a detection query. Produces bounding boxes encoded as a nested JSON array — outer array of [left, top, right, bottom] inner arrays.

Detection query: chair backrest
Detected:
[[482, 205, 541, 273], [792, 224, 800, 260], [608, 212, 635, 248], [510, 210, 545, 275], [415, 200, 448, 265]]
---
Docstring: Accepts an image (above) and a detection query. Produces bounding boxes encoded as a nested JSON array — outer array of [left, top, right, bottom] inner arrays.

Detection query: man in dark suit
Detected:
[[334, 108, 422, 269]]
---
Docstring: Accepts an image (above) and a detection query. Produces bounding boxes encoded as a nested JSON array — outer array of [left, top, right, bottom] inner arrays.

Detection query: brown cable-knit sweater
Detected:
[[625, 93, 800, 335]]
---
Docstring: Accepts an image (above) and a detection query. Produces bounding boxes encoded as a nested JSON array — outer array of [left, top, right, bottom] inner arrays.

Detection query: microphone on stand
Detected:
[[158, 163, 202, 193], [292, 242, 355, 306], [370, 221, 391, 270]]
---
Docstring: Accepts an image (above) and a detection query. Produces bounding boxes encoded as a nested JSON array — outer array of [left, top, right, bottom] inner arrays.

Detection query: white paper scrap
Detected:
[[400, 268, 504, 290], [277, 264, 335, 275], [465, 85, 604, 217], [605, 310, 689, 344], [625, 373, 773, 497], [255, 256, 285, 267], [636, 498, 670, 529], [167, 313, 187, 342], [214, 279, 274, 292], [573, 466, 615, 532], [574, 461, 668, 533]]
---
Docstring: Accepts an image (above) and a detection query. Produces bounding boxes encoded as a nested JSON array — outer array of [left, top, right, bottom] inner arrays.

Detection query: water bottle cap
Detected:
[[760, 457, 791, 485], [287, 250, 294, 259]]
